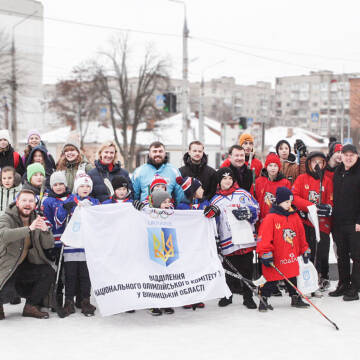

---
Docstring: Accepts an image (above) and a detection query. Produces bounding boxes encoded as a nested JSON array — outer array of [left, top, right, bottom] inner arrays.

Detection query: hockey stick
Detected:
[[221, 256, 270, 310], [271, 263, 339, 330]]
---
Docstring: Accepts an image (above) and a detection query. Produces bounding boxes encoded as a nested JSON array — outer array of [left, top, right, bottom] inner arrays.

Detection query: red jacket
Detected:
[[291, 173, 333, 234], [221, 156, 263, 178], [251, 172, 291, 223], [257, 206, 309, 281]]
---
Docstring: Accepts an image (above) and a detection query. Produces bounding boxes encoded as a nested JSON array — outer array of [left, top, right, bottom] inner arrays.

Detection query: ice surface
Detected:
[[1, 283, 358, 360]]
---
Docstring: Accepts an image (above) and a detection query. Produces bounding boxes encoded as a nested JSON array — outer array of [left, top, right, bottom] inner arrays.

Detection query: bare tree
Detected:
[[93, 36, 170, 171], [49, 65, 101, 149]]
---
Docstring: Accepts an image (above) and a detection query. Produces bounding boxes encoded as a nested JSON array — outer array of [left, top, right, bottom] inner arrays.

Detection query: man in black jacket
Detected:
[[179, 141, 217, 199], [226, 145, 252, 192], [331, 144, 360, 301]]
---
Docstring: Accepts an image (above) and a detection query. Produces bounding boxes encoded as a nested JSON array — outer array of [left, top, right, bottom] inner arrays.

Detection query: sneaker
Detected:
[[163, 307, 175, 315], [10, 296, 21, 305], [329, 283, 349, 297], [195, 302, 205, 309], [258, 297, 273, 312], [319, 278, 331, 292], [343, 288, 359, 301], [218, 295, 233, 307], [243, 296, 257, 309], [81, 298, 96, 317], [22, 303, 49, 319], [291, 295, 310, 308], [148, 308, 162, 316], [0, 304, 4, 320], [62, 299, 75, 317]]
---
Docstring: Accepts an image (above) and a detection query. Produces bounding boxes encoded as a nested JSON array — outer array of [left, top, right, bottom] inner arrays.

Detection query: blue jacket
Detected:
[[176, 199, 209, 210], [132, 161, 184, 204], [42, 189, 72, 247], [88, 160, 132, 203]]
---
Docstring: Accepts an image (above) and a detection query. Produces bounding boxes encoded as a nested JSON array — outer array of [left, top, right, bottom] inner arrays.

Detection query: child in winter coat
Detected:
[[257, 187, 311, 311], [56, 171, 100, 317], [0, 166, 22, 215], [252, 154, 291, 224], [102, 176, 132, 204], [42, 171, 72, 309], [210, 167, 260, 309], [22, 163, 46, 205], [291, 151, 333, 291]]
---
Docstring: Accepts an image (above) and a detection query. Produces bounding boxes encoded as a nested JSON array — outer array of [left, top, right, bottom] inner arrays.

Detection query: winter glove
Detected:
[[203, 205, 220, 218], [316, 203, 332, 217], [261, 252, 274, 267], [302, 249, 311, 264], [133, 200, 145, 211], [63, 201, 77, 214], [294, 139, 307, 157], [232, 206, 251, 221]]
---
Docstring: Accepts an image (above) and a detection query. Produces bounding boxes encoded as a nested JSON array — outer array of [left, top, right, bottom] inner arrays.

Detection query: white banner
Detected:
[[64, 203, 231, 316]]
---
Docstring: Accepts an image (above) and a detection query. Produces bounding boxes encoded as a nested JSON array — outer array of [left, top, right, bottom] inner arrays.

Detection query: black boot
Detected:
[[10, 296, 21, 305], [291, 295, 310, 308], [343, 287, 359, 301], [258, 297, 273, 312], [329, 283, 349, 297], [81, 298, 96, 317], [62, 299, 75, 317], [218, 295, 232, 307], [243, 296, 257, 309]]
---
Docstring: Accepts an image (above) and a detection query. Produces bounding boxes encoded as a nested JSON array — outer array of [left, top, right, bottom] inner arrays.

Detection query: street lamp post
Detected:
[[10, 10, 38, 146], [169, 0, 189, 153]]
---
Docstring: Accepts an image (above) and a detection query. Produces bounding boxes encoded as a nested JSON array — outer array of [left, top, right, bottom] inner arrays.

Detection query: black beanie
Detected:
[[111, 176, 129, 190], [275, 140, 291, 156], [216, 167, 234, 185], [276, 187, 293, 204]]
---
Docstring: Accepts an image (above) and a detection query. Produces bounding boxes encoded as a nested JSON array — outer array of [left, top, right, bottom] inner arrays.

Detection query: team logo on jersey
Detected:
[[305, 184, 309, 190], [283, 229, 296, 247], [308, 190, 320, 203], [147, 227, 179, 266], [264, 192, 276, 207], [275, 223, 281, 230]]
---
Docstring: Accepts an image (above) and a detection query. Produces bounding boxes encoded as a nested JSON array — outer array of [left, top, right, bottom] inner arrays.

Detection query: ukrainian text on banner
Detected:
[[64, 203, 231, 316]]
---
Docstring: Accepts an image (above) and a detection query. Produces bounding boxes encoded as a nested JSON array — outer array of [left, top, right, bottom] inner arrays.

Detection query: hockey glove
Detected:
[[232, 206, 251, 221], [133, 200, 145, 211], [302, 249, 311, 264], [203, 205, 220, 218], [294, 139, 307, 157], [63, 201, 77, 214], [261, 252, 274, 267], [316, 203, 332, 217]]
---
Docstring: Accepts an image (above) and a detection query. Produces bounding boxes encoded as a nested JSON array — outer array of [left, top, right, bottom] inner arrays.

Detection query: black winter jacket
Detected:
[[0, 145, 25, 176], [179, 153, 217, 199], [333, 158, 360, 226], [229, 163, 253, 192], [88, 160, 132, 202]]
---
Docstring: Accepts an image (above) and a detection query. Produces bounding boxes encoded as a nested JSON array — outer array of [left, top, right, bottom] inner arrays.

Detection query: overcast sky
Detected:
[[40, 0, 360, 86]]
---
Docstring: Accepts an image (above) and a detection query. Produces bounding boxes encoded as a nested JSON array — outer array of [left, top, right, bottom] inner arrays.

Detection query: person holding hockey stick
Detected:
[[210, 167, 259, 309], [257, 187, 310, 311]]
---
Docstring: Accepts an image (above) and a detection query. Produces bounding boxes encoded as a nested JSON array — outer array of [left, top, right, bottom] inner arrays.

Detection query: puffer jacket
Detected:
[[63, 160, 93, 193], [0, 202, 54, 290]]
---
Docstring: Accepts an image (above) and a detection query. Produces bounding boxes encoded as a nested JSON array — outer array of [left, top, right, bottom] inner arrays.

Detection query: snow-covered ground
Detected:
[[1, 283, 358, 360]]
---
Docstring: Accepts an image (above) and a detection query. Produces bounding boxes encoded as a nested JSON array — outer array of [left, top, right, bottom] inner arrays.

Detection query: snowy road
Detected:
[[1, 284, 358, 360]]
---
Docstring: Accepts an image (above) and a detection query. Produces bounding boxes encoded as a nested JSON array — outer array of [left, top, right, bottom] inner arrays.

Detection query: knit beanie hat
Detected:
[[276, 187, 293, 205], [328, 142, 343, 159], [111, 175, 129, 190], [27, 163, 45, 183], [0, 130, 11, 144], [50, 171, 67, 188], [73, 171, 93, 194], [239, 133, 254, 146], [150, 175, 168, 192], [275, 140, 291, 156], [265, 153, 281, 170], [151, 191, 172, 209], [176, 176, 202, 198], [216, 167, 234, 185], [27, 129, 41, 142]]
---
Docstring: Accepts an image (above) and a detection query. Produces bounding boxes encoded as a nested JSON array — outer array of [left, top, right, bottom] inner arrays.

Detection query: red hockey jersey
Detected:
[[257, 206, 309, 281]]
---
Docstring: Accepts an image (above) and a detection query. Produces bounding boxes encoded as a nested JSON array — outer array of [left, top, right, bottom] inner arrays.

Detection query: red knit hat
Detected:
[[150, 175, 168, 192], [265, 153, 281, 170]]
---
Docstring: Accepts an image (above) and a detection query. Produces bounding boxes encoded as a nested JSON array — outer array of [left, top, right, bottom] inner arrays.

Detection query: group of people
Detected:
[[0, 128, 359, 320]]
